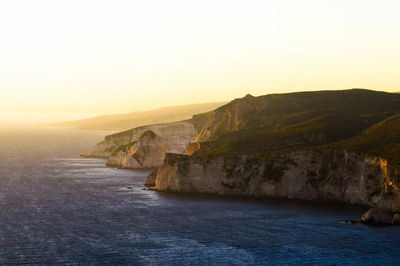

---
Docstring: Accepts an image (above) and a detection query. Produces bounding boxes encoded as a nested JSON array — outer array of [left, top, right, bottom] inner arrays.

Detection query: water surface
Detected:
[[0, 127, 399, 265]]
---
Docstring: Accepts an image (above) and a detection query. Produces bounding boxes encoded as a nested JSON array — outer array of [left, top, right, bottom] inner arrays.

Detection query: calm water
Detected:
[[0, 126, 399, 265]]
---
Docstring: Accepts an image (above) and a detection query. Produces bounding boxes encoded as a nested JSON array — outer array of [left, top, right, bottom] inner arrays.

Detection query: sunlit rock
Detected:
[[106, 130, 166, 169], [88, 121, 199, 168], [154, 150, 400, 212], [360, 207, 398, 225]]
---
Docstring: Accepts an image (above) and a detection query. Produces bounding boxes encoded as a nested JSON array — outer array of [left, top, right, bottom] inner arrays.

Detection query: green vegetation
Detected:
[[330, 114, 400, 165], [193, 89, 400, 166]]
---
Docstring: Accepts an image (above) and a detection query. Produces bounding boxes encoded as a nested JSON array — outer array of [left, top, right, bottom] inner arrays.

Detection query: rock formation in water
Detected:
[[360, 207, 400, 225], [145, 169, 158, 187]]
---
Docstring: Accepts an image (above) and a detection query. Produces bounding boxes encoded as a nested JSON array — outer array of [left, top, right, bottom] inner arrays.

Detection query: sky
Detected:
[[1, 0, 400, 123]]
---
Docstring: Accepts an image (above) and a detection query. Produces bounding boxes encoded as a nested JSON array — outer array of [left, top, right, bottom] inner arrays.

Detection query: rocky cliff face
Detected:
[[86, 121, 199, 168], [106, 131, 167, 169], [150, 150, 400, 212]]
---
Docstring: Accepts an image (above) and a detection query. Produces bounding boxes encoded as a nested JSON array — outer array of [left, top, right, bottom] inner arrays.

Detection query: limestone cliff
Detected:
[[150, 150, 400, 212], [106, 131, 167, 169], [86, 121, 199, 168]]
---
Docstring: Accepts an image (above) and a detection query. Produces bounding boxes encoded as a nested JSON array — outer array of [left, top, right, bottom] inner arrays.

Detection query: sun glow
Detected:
[[1, 0, 400, 122]]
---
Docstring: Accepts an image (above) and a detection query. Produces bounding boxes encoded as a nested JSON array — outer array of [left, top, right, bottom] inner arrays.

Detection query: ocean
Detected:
[[0, 126, 399, 265]]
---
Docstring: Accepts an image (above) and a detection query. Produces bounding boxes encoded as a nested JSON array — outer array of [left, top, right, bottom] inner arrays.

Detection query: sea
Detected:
[[0, 126, 399, 265]]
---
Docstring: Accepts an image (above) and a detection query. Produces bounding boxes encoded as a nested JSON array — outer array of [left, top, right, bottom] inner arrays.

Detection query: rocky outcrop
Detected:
[[85, 139, 119, 158], [360, 207, 400, 225], [152, 150, 400, 212], [187, 143, 201, 155], [106, 131, 167, 169], [86, 121, 199, 168], [145, 169, 158, 187]]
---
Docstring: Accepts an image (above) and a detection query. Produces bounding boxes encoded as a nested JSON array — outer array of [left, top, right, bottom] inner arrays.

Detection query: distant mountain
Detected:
[[49, 102, 227, 131]]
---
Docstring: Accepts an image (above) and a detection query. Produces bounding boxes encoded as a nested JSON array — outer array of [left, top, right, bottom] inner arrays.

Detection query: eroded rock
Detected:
[[106, 130, 166, 169], [154, 150, 400, 210], [145, 169, 158, 187], [360, 207, 399, 225], [87, 121, 200, 168]]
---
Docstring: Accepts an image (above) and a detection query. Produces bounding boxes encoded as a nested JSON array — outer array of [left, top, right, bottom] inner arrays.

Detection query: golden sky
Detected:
[[1, 0, 399, 122]]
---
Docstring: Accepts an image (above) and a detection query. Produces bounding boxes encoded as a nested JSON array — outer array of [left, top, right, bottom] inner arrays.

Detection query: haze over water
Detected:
[[0, 126, 399, 265]]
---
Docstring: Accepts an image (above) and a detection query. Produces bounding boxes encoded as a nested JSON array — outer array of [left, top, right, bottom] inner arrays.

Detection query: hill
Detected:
[[193, 89, 400, 165], [332, 114, 400, 165], [49, 101, 226, 131]]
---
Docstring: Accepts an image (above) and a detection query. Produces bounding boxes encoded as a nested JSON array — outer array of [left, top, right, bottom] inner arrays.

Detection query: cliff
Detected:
[[146, 89, 400, 223], [106, 131, 167, 169], [150, 151, 399, 210], [87, 120, 201, 168]]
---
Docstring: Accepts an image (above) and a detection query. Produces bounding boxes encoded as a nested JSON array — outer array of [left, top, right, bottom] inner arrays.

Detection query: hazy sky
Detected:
[[1, 0, 399, 122]]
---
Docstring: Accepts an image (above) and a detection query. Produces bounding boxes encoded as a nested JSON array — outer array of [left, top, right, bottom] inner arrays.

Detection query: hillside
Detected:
[[49, 101, 226, 131], [193, 89, 400, 164], [332, 114, 400, 165]]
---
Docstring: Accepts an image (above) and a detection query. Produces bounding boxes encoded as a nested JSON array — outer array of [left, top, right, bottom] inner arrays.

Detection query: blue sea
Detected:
[[0, 126, 399, 265]]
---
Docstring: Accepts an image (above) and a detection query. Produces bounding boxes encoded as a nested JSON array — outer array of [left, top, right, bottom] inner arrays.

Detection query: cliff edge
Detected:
[[147, 89, 400, 224]]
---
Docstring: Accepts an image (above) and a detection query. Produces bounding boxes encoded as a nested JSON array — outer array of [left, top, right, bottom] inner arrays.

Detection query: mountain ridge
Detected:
[[192, 89, 400, 162], [48, 101, 227, 131]]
